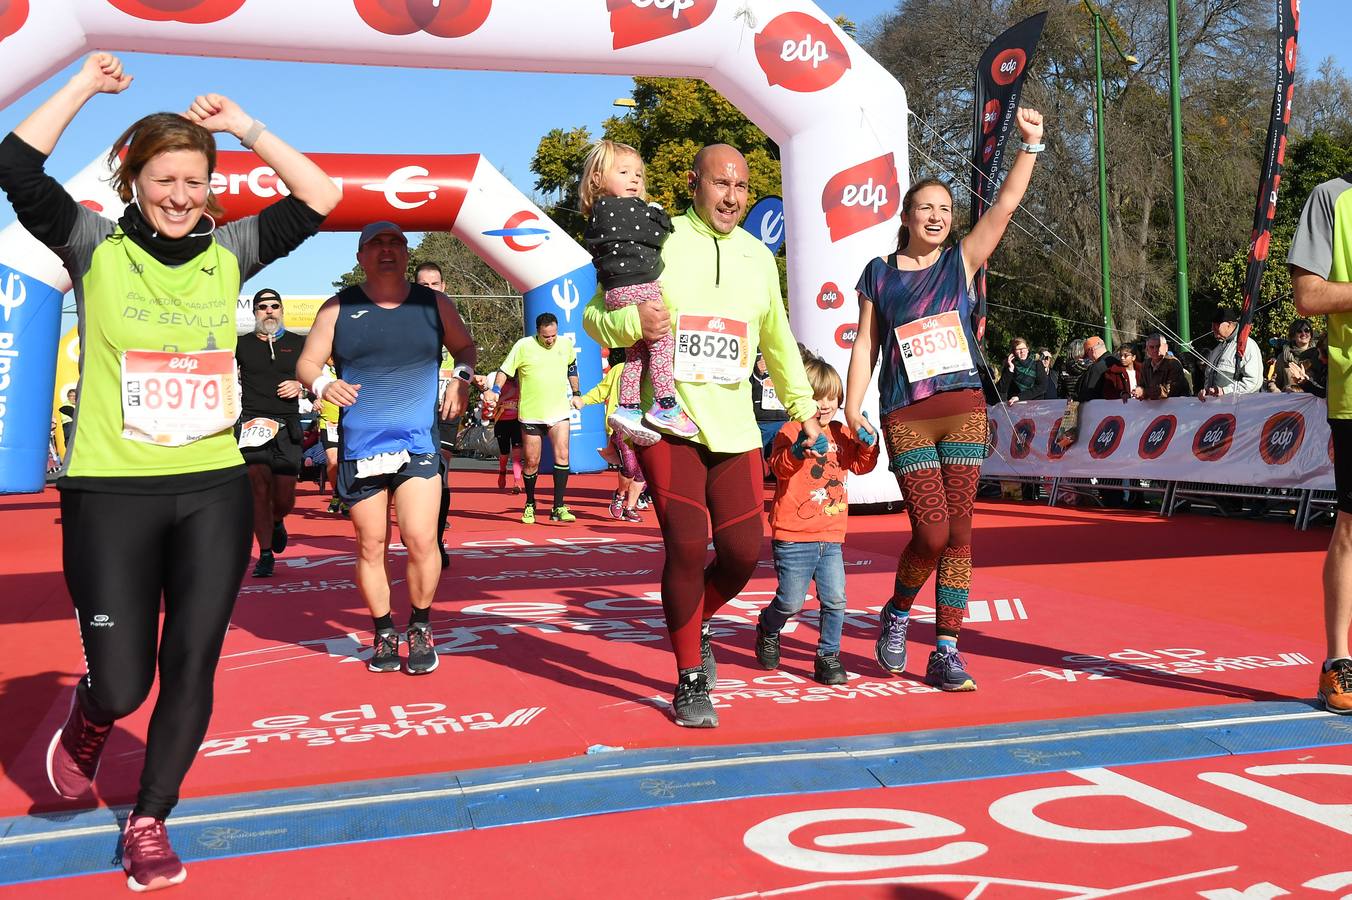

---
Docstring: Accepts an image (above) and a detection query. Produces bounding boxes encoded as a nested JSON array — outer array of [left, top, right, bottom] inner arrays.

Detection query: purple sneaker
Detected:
[[925, 647, 977, 692], [608, 407, 661, 446], [645, 402, 698, 438], [46, 694, 112, 799], [122, 816, 187, 892], [622, 507, 642, 523], [609, 492, 626, 520]]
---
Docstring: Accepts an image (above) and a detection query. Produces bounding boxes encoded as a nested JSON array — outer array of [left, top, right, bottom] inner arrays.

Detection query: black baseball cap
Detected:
[[253, 288, 282, 307]]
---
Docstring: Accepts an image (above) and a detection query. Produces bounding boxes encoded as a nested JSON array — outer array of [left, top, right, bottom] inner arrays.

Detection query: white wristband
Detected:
[[1020, 141, 1046, 154], [310, 372, 334, 400], [241, 118, 267, 150]]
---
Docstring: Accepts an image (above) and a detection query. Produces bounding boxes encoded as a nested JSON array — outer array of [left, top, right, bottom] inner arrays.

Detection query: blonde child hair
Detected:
[[580, 139, 646, 217], [803, 355, 844, 404]]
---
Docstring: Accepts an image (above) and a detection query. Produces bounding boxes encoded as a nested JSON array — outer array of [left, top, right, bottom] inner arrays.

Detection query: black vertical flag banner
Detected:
[[970, 11, 1047, 342], [1236, 0, 1299, 378]]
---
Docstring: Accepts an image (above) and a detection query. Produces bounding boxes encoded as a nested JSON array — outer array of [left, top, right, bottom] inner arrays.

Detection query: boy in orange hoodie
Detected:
[[754, 355, 879, 684]]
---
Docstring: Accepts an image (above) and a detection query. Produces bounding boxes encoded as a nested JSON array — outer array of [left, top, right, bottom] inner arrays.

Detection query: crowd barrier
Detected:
[[976, 393, 1335, 530]]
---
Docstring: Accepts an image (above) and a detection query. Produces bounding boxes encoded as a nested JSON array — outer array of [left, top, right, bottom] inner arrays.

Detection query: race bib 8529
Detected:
[[674, 315, 750, 384], [121, 349, 240, 446]]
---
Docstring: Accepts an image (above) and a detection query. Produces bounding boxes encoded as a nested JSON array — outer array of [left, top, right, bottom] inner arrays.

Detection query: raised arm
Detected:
[[960, 108, 1044, 284], [184, 94, 340, 216], [14, 54, 132, 155]]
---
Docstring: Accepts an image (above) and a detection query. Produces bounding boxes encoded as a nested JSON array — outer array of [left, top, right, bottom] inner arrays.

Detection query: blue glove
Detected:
[[856, 412, 877, 446], [791, 431, 809, 459]]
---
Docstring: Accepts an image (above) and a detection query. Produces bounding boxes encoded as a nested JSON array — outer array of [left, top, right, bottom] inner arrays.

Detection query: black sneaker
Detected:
[[699, 623, 717, 685], [672, 669, 718, 728], [405, 623, 439, 675], [367, 628, 401, 673], [814, 653, 848, 685], [754, 621, 780, 670], [271, 520, 288, 555], [252, 551, 274, 578]]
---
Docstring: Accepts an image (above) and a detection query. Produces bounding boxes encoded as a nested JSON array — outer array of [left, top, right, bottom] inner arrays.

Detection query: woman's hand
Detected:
[[79, 53, 133, 95], [184, 94, 251, 139], [1016, 107, 1043, 145]]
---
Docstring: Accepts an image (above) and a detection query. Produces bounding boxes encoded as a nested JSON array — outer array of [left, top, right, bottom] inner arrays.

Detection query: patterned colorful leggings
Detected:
[[605, 282, 676, 405], [881, 389, 987, 640]]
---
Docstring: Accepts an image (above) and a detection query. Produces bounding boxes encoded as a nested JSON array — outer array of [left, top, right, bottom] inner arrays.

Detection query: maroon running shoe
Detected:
[[46, 694, 112, 799], [122, 816, 186, 892]]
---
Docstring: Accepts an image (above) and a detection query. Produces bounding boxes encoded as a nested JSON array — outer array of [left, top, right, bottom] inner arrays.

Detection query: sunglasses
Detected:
[[255, 302, 281, 311]]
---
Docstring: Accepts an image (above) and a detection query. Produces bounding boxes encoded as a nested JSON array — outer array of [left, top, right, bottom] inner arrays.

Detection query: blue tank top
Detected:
[[333, 283, 443, 460], [855, 243, 982, 415]]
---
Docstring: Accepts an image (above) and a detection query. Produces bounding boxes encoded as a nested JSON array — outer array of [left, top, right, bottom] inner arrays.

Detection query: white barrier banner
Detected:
[[981, 394, 1333, 490]]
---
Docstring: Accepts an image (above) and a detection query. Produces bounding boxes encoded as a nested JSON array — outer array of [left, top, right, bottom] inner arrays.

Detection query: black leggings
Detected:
[[60, 476, 252, 820]]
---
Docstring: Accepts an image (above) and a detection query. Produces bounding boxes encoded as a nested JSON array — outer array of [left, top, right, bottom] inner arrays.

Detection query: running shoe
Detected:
[[609, 492, 626, 520], [645, 402, 698, 438], [874, 603, 909, 674], [521, 504, 536, 525], [754, 621, 780, 670], [327, 496, 343, 515], [814, 654, 848, 686], [367, 628, 401, 673], [608, 407, 661, 446], [622, 507, 642, 523], [122, 816, 186, 892], [271, 521, 288, 555], [1319, 659, 1352, 714], [636, 492, 651, 510], [405, 623, 439, 675], [252, 551, 274, 579], [511, 481, 523, 495], [46, 695, 112, 799], [925, 647, 977, 692], [497, 470, 507, 490], [550, 505, 576, 523], [672, 670, 718, 728], [699, 623, 717, 685]]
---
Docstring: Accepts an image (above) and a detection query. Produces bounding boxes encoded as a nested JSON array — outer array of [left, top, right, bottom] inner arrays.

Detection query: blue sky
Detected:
[[0, 0, 1345, 302]]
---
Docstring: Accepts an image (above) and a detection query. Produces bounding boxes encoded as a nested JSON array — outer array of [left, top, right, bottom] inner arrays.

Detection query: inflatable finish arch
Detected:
[[0, 0, 910, 500]]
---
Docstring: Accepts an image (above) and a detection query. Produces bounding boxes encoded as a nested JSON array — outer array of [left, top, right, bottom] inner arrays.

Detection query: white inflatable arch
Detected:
[[0, 0, 909, 498]]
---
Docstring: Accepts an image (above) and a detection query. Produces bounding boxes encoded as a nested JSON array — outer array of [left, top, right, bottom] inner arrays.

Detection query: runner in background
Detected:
[[416, 261, 457, 568], [480, 373, 524, 494], [0, 52, 340, 891], [573, 347, 646, 522], [235, 288, 306, 578], [314, 357, 345, 515], [487, 313, 580, 524]]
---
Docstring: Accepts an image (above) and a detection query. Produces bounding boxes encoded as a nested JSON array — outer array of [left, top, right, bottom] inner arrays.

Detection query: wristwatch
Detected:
[[451, 364, 474, 383]]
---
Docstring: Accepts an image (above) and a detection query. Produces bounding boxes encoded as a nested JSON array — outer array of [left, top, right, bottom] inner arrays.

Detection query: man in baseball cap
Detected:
[[358, 220, 406, 249], [1198, 307, 1261, 398]]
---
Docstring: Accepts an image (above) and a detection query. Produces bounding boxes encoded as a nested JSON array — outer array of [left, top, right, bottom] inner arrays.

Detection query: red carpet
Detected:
[[0, 471, 1328, 822]]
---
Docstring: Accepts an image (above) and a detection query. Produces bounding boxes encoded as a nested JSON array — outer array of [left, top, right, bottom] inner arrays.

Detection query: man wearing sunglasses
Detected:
[[236, 287, 306, 577]]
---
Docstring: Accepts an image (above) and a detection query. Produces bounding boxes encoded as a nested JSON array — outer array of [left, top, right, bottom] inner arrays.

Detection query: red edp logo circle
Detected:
[[991, 48, 1026, 86], [1009, 419, 1035, 459], [1259, 411, 1305, 465], [1138, 414, 1178, 460], [1087, 416, 1125, 460], [834, 323, 858, 348], [1193, 413, 1237, 462]]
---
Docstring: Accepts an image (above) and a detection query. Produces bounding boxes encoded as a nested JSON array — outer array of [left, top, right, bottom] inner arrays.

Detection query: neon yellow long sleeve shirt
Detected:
[[583, 206, 815, 454]]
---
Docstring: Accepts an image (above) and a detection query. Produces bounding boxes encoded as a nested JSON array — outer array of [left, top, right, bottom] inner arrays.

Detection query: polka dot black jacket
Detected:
[[584, 196, 674, 290]]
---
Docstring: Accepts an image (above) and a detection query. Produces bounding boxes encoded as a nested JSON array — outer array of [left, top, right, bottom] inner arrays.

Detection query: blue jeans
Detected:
[[760, 540, 846, 656]]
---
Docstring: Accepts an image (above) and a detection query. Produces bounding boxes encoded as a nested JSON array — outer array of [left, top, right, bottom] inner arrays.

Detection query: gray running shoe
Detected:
[[814, 653, 848, 685], [672, 670, 718, 728], [874, 604, 910, 674], [405, 623, 439, 675], [925, 647, 977, 691], [699, 623, 717, 685], [367, 628, 401, 673], [754, 621, 780, 670]]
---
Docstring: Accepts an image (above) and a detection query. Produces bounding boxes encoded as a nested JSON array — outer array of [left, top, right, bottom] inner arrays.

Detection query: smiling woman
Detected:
[[0, 51, 339, 893]]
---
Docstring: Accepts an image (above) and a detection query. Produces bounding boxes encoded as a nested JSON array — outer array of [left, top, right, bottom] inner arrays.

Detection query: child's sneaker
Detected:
[[754, 621, 780, 670], [925, 646, 977, 692], [608, 407, 661, 446], [814, 654, 848, 685], [609, 492, 626, 520], [645, 401, 698, 438]]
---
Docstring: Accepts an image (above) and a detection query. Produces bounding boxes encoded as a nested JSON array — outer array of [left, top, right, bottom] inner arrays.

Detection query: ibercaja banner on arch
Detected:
[[0, 0, 910, 496]]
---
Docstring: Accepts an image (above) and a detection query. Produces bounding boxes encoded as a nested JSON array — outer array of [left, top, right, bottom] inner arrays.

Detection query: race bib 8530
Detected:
[[894, 311, 972, 382]]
